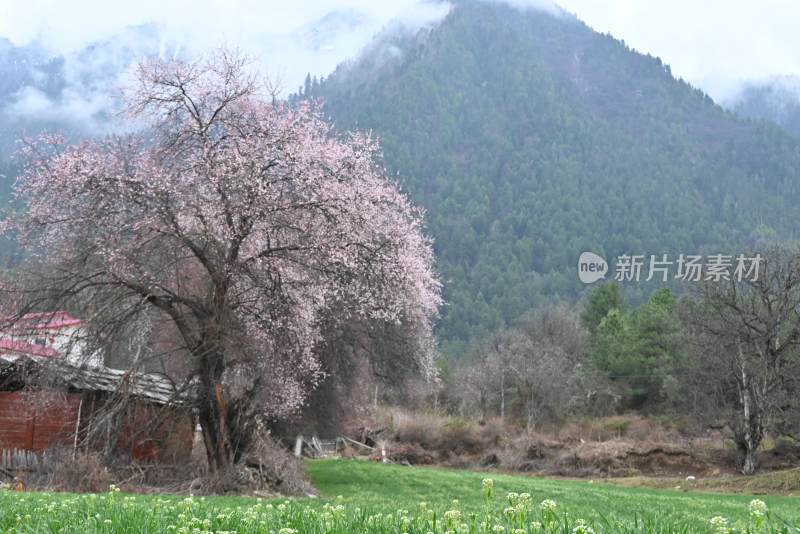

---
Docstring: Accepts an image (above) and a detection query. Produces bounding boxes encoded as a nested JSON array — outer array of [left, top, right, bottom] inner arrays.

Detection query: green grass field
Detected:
[[1, 459, 799, 532]]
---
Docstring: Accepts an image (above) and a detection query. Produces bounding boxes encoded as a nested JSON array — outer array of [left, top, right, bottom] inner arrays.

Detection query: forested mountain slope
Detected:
[[306, 0, 800, 354], [732, 76, 800, 138], [4, 3, 800, 356]]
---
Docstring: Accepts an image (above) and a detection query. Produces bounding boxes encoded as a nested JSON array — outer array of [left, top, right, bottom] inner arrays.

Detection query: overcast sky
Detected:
[[1, 0, 799, 102]]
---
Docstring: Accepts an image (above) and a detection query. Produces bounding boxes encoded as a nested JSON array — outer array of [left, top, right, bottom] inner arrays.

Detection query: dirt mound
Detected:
[[551, 440, 711, 477], [372, 442, 436, 465], [360, 411, 799, 479]]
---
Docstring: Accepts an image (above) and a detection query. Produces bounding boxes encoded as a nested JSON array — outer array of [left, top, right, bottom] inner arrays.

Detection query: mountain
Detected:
[[5, 3, 800, 356], [0, 27, 168, 266], [299, 9, 369, 52], [731, 76, 800, 137], [305, 0, 800, 355], [0, 25, 168, 153]]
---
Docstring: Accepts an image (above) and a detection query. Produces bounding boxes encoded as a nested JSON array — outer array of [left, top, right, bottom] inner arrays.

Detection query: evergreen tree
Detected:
[[590, 288, 684, 408], [581, 283, 626, 336], [308, 1, 800, 354]]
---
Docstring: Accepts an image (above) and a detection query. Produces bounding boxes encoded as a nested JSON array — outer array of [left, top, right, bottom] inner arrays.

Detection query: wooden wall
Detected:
[[116, 403, 194, 463], [0, 391, 192, 464], [0, 392, 80, 452]]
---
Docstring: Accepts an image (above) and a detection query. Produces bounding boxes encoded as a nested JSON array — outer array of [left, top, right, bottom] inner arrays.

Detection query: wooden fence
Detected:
[[0, 448, 39, 470], [293, 435, 375, 458]]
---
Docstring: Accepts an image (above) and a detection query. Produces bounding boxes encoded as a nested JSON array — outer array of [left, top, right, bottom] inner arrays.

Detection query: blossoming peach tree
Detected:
[[4, 49, 441, 471]]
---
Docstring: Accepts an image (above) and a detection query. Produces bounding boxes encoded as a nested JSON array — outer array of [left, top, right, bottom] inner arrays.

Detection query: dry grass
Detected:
[[362, 408, 800, 486], [13, 434, 314, 497], [555, 415, 691, 444], [388, 409, 485, 454], [23, 450, 114, 493], [610, 468, 800, 496], [369, 409, 757, 478]]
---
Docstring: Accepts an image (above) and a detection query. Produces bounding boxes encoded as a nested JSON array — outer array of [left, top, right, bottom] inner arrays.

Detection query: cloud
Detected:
[[488, 0, 562, 16], [0, 1, 453, 126], [554, 0, 800, 101], [6, 86, 110, 124], [1, 0, 800, 120], [0, 1, 450, 92]]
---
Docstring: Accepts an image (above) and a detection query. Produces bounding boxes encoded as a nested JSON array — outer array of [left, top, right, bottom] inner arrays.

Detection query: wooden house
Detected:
[[0, 312, 194, 468]]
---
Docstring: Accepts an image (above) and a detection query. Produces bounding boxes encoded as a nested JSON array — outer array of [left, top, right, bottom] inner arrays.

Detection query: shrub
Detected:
[[26, 450, 114, 493], [392, 410, 443, 449], [384, 442, 436, 465], [235, 432, 315, 496], [600, 416, 634, 437], [438, 419, 484, 454]]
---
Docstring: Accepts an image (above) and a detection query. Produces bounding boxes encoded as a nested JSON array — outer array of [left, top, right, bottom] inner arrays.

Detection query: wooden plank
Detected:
[[0, 392, 80, 451], [341, 436, 375, 451], [25, 412, 34, 450]]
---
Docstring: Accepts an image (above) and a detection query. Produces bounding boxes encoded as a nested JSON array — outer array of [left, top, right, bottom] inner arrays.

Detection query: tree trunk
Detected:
[[735, 357, 763, 475], [499, 375, 505, 419], [198, 381, 235, 473], [197, 340, 236, 473], [526, 398, 536, 432], [738, 441, 758, 475]]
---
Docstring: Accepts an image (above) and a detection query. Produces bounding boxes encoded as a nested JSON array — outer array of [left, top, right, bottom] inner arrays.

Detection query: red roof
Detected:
[[0, 311, 80, 360], [11, 311, 82, 330], [0, 338, 61, 358]]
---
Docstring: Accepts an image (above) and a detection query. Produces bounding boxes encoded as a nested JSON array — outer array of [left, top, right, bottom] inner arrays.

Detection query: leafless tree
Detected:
[[510, 305, 590, 429], [452, 304, 611, 428], [686, 246, 800, 474]]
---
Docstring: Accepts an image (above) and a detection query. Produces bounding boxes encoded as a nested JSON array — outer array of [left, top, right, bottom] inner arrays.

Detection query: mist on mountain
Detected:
[[729, 76, 800, 137], [3, 0, 800, 357], [306, 0, 800, 355]]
